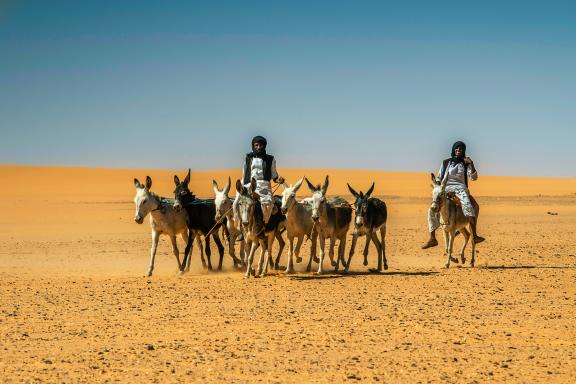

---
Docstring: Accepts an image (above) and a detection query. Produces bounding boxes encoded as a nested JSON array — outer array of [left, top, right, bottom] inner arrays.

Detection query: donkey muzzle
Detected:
[[134, 216, 144, 224]]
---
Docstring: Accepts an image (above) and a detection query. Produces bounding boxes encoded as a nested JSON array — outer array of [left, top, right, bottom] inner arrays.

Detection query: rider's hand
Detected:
[[464, 157, 473, 165], [275, 176, 285, 184]]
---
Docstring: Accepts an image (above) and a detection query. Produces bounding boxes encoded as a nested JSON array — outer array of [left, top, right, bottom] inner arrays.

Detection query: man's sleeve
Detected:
[[468, 165, 478, 181], [271, 158, 279, 181], [437, 163, 445, 183]]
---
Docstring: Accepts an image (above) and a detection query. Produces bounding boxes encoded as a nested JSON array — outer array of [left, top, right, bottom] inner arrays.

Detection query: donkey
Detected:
[[280, 177, 319, 273], [213, 177, 246, 265], [430, 173, 477, 268], [305, 176, 352, 274], [174, 169, 241, 272], [133, 176, 190, 277], [346, 183, 388, 272], [236, 178, 286, 278]]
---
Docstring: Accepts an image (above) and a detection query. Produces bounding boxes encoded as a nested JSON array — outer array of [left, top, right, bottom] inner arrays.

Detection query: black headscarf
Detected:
[[450, 141, 467, 164], [251, 135, 267, 157]]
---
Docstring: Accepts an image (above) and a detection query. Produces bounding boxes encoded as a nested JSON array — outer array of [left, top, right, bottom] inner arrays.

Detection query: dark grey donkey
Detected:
[[174, 169, 242, 272], [305, 176, 352, 274], [235, 178, 286, 278], [346, 182, 388, 273]]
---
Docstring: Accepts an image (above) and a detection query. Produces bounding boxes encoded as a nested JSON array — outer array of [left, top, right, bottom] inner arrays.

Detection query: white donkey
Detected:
[[430, 173, 476, 268], [305, 176, 353, 274], [280, 177, 319, 273], [133, 176, 200, 277], [213, 177, 246, 266]]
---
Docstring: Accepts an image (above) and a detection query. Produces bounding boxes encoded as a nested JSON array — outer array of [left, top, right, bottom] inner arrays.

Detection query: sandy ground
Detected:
[[0, 165, 575, 383]]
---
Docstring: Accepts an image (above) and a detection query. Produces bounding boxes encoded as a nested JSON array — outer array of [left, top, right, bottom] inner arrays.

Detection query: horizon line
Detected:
[[1, 163, 574, 180]]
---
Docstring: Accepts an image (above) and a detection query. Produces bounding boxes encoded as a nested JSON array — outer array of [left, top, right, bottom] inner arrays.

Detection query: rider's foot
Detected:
[[421, 238, 438, 249]]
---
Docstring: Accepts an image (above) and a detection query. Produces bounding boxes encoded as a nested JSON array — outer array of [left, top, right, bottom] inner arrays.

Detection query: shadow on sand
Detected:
[[479, 265, 576, 270], [287, 270, 439, 281]]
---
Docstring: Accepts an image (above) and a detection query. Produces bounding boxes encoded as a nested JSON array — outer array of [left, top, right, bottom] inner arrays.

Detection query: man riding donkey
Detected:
[[233, 136, 285, 233], [422, 141, 485, 249]]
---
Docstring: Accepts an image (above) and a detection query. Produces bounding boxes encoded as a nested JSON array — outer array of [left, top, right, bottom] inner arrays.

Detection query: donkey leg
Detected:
[[196, 235, 206, 270], [213, 232, 225, 271], [317, 233, 326, 274], [459, 228, 470, 264], [306, 235, 316, 273], [346, 233, 358, 273], [294, 235, 304, 264], [256, 240, 267, 277], [470, 232, 476, 268], [312, 232, 320, 264], [244, 242, 258, 279], [370, 232, 383, 272], [328, 237, 337, 267], [274, 231, 285, 270], [285, 236, 296, 274], [181, 230, 194, 274], [169, 235, 182, 271], [445, 232, 455, 269], [362, 235, 371, 266], [147, 231, 160, 277], [335, 235, 346, 272], [261, 233, 275, 277], [204, 235, 213, 271], [380, 224, 388, 270]]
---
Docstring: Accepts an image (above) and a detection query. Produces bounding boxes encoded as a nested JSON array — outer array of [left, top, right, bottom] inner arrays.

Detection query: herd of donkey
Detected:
[[133, 169, 479, 278]]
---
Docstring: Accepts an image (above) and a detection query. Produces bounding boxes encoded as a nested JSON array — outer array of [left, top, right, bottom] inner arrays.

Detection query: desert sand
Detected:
[[0, 164, 575, 383]]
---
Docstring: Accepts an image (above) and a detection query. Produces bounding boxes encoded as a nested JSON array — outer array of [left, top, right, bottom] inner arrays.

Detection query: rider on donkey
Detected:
[[233, 135, 285, 228], [422, 140, 485, 249]]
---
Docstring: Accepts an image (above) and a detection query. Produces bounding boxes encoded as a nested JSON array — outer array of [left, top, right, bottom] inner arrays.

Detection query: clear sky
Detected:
[[1, 0, 574, 177]]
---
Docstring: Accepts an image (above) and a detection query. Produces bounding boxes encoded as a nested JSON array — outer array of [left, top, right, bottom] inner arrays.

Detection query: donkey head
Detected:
[[133, 176, 159, 224], [305, 175, 329, 222], [173, 169, 192, 212], [235, 178, 259, 228], [430, 172, 448, 212], [280, 176, 304, 214], [348, 182, 374, 227], [213, 177, 231, 221]]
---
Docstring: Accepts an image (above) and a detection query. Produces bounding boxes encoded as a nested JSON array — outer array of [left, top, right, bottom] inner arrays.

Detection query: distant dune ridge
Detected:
[[1, 165, 575, 202]]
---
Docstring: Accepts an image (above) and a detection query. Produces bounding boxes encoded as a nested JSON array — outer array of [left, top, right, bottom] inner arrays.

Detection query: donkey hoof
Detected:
[[444, 263, 450, 269], [383, 264, 388, 270], [313, 256, 320, 263], [460, 257, 466, 264], [363, 260, 368, 266], [330, 260, 337, 267], [296, 256, 303, 263], [450, 256, 459, 263]]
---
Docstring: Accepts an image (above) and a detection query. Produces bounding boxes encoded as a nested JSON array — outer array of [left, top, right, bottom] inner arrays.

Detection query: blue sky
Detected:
[[1, 0, 575, 177]]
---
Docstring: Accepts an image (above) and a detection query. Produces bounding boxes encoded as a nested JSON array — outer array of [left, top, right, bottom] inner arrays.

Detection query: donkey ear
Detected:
[[212, 179, 219, 194], [293, 176, 304, 192], [250, 177, 257, 193], [174, 175, 180, 186], [305, 177, 316, 192], [134, 178, 143, 189], [145, 176, 152, 190], [321, 175, 329, 195], [347, 183, 359, 198], [430, 172, 438, 185], [183, 169, 191, 185], [235, 179, 244, 194], [365, 182, 375, 198], [223, 176, 231, 196]]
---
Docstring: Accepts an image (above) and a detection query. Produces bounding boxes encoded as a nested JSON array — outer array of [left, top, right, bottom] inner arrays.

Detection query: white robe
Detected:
[[234, 157, 279, 224], [428, 161, 477, 232]]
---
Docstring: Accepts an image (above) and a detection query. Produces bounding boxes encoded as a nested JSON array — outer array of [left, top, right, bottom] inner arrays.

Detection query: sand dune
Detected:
[[0, 164, 575, 383]]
